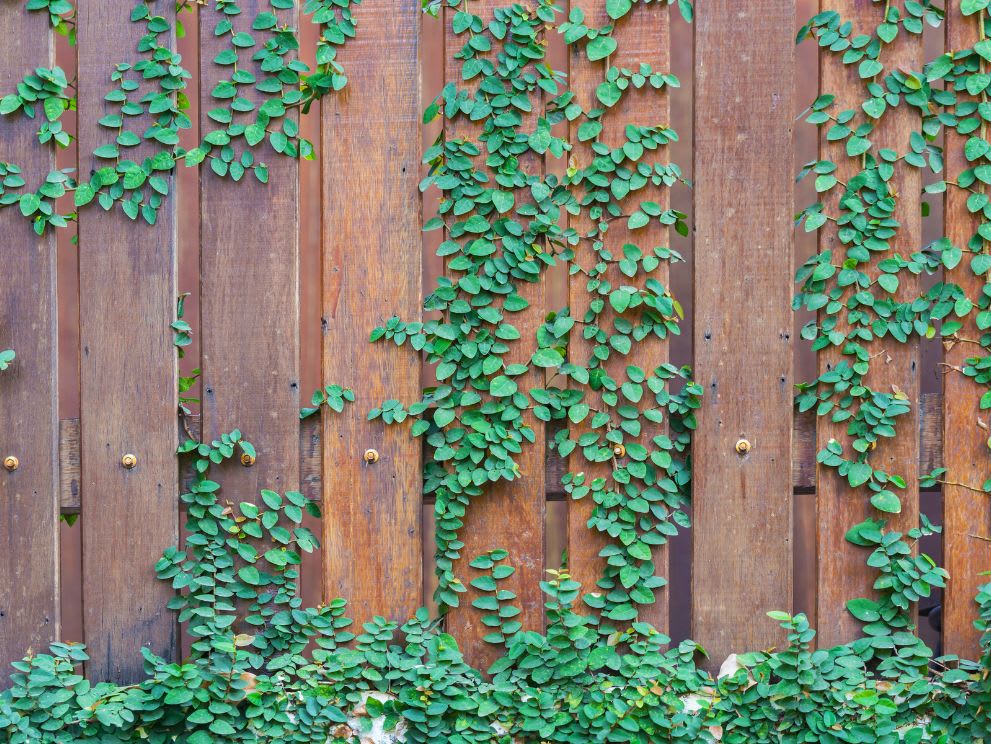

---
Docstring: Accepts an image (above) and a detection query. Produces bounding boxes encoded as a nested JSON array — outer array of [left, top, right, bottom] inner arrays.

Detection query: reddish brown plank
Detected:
[[198, 1, 300, 504], [77, 0, 179, 682], [692, 0, 794, 663], [0, 6, 59, 685], [321, 0, 422, 623], [815, 2, 921, 648], [443, 1, 546, 668], [566, 1, 672, 632], [943, 9, 991, 659]]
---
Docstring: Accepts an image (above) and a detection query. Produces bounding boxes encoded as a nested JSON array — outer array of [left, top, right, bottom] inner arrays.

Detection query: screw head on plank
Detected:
[[121, 453, 137, 469], [735, 439, 752, 455], [363, 449, 380, 464], [3, 455, 18, 472]]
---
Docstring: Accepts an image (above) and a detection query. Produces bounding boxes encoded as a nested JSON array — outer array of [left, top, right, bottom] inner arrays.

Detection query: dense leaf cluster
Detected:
[[795, 0, 991, 641], [371, 0, 698, 630], [0, 0, 359, 234]]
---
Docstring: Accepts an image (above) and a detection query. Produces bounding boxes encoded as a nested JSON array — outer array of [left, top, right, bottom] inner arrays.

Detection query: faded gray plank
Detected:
[[692, 0, 795, 665], [77, 0, 179, 682], [0, 4, 59, 686], [198, 0, 300, 503]]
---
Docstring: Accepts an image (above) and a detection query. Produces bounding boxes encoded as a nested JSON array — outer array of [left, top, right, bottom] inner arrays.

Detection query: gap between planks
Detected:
[[58, 392, 943, 513]]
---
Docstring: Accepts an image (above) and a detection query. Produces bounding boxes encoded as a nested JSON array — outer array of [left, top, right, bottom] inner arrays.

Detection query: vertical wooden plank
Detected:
[[321, 0, 422, 623], [692, 0, 794, 663], [566, 2, 672, 632], [77, 0, 179, 682], [814, 2, 921, 648], [298, 0, 323, 613], [943, 9, 991, 658], [0, 6, 59, 684], [199, 1, 300, 504], [443, 2, 546, 668]]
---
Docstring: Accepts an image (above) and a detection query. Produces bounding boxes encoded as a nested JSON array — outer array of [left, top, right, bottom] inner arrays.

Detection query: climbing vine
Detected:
[[7, 0, 991, 742], [371, 0, 698, 632], [794, 0, 991, 645], [0, 0, 359, 234]]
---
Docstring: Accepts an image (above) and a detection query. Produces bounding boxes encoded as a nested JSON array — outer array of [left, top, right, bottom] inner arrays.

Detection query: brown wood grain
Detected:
[[566, 1, 671, 632], [0, 6, 59, 685], [815, 1, 922, 648], [198, 0, 300, 505], [942, 8, 991, 660], [320, 0, 423, 623], [692, 0, 795, 664], [443, 1, 546, 669], [77, 0, 179, 682]]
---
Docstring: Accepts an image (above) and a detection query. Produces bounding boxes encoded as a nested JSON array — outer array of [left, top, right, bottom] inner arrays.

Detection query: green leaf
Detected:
[[870, 490, 901, 514], [587, 35, 617, 62], [568, 403, 590, 424], [606, 0, 632, 19], [877, 273, 898, 293], [532, 348, 564, 367], [627, 211, 649, 230], [847, 462, 872, 488], [846, 597, 880, 622], [492, 190, 514, 214], [490, 376, 517, 397], [43, 96, 64, 122], [18, 193, 40, 217], [962, 0, 990, 16], [238, 566, 261, 585], [858, 59, 883, 78], [596, 81, 621, 107], [609, 289, 632, 313], [0, 95, 21, 115]]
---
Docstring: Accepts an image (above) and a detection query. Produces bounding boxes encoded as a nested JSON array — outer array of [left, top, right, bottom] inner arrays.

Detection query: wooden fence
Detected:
[[0, 0, 985, 687]]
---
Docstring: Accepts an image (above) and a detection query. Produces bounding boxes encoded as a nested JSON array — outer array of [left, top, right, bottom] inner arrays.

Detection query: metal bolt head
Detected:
[[3, 456, 18, 472], [735, 439, 752, 455], [121, 453, 137, 469], [612, 444, 626, 458], [240, 452, 256, 467], [363, 449, 380, 464]]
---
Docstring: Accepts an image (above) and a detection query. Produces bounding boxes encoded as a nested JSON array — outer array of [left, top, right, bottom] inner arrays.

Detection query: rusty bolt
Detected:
[[3, 456, 18, 472], [121, 453, 138, 469], [735, 439, 752, 455], [363, 449, 380, 464]]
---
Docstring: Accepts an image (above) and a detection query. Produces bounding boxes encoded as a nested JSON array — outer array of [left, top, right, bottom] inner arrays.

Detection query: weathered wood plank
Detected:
[[942, 8, 991, 660], [0, 6, 59, 685], [321, 0, 422, 623], [692, 0, 795, 664], [815, 2, 922, 648], [566, 0, 672, 631], [443, 1, 546, 668], [198, 1, 300, 503], [77, 0, 179, 682]]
